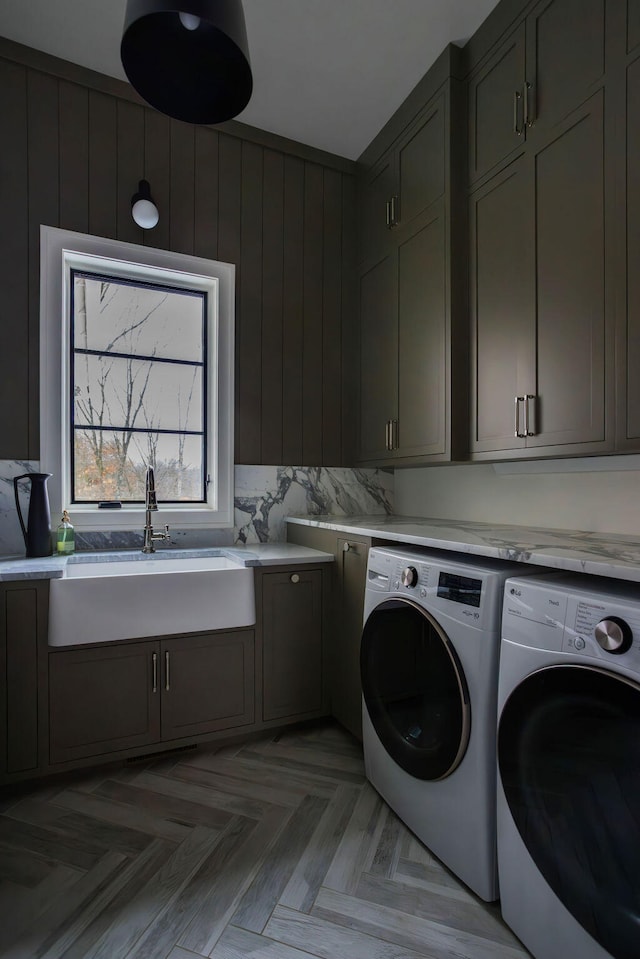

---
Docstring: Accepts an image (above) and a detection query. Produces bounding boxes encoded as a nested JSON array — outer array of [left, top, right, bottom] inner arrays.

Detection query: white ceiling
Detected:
[[0, 0, 501, 160]]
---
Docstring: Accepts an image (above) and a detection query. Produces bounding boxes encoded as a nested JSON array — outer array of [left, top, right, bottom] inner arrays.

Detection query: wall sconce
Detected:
[[131, 180, 159, 229], [121, 0, 253, 125]]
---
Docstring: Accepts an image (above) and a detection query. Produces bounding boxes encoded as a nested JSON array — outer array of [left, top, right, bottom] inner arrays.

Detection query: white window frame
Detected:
[[40, 226, 235, 531]]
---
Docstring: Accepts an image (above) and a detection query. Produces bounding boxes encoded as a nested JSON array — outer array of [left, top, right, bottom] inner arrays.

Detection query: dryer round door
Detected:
[[361, 598, 470, 781], [498, 664, 640, 959]]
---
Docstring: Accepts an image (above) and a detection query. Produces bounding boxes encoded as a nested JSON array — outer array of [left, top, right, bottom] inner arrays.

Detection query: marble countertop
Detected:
[[286, 514, 640, 584], [0, 543, 334, 582]]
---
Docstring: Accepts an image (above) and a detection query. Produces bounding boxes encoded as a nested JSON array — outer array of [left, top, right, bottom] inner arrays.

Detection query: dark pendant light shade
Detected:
[[121, 0, 253, 124]]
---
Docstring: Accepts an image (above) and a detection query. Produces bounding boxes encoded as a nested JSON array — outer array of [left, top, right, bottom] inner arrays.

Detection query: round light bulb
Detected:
[[132, 198, 159, 229], [179, 12, 201, 30]]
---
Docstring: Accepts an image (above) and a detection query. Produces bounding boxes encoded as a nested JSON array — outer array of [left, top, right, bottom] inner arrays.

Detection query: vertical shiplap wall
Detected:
[[0, 48, 357, 468]]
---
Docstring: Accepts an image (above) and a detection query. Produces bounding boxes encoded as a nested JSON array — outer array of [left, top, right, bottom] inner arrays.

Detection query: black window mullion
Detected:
[[70, 267, 209, 505], [74, 347, 204, 368], [73, 425, 204, 437]]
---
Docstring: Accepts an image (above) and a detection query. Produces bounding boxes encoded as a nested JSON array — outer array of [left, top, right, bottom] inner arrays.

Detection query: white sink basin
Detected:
[[49, 554, 256, 647], [64, 555, 241, 577]]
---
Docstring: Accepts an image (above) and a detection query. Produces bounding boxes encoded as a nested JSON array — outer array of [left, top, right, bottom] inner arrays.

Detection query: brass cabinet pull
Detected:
[[290, 573, 300, 584], [513, 89, 523, 136], [165, 651, 170, 692], [525, 394, 537, 435], [523, 81, 533, 128], [391, 419, 399, 450], [515, 395, 536, 437], [515, 396, 524, 437], [390, 195, 399, 226], [152, 652, 158, 693], [385, 420, 391, 450], [385, 199, 391, 228]]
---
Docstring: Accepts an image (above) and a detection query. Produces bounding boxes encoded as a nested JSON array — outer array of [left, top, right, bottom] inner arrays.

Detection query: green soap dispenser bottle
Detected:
[[56, 510, 75, 554]]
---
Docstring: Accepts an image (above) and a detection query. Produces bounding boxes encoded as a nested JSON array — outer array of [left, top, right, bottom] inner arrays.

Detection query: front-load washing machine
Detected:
[[361, 545, 526, 901], [498, 573, 640, 959]]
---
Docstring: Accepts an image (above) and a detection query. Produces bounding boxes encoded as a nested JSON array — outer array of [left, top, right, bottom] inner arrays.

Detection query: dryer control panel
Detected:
[[503, 574, 640, 671]]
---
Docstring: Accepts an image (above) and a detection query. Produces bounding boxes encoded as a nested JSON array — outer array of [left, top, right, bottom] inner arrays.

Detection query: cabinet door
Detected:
[[528, 91, 608, 449], [621, 52, 640, 443], [630, 0, 640, 54], [359, 253, 397, 462], [526, 0, 605, 141], [468, 23, 526, 183], [0, 583, 47, 776], [359, 151, 395, 266], [334, 539, 369, 740], [49, 642, 160, 764], [262, 570, 323, 722], [396, 203, 447, 458], [396, 98, 445, 229], [161, 631, 254, 740], [470, 157, 536, 453]]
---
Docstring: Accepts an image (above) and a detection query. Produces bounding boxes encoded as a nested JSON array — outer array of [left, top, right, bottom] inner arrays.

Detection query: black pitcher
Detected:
[[13, 473, 53, 557]]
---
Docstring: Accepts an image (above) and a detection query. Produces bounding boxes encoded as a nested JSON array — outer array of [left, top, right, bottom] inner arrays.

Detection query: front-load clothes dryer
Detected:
[[361, 545, 526, 902], [497, 573, 640, 959]]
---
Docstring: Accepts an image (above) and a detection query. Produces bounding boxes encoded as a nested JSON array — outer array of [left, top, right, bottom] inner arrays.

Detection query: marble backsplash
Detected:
[[1, 462, 393, 556], [235, 466, 393, 544]]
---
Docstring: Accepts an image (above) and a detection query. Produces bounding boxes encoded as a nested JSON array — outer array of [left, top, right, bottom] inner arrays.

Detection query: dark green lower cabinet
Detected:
[[12, 565, 328, 781], [160, 632, 254, 740], [285, 524, 371, 741], [49, 630, 255, 765], [262, 569, 324, 721], [333, 538, 369, 740], [49, 641, 161, 764], [0, 582, 48, 777]]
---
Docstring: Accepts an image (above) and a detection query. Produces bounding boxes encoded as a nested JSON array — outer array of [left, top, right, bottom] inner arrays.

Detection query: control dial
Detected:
[[401, 566, 418, 588], [594, 616, 633, 655]]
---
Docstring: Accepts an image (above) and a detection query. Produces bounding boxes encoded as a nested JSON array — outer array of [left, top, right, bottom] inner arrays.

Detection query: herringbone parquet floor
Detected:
[[0, 721, 531, 959]]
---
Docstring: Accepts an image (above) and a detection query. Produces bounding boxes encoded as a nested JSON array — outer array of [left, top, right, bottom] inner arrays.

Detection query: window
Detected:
[[40, 227, 234, 530]]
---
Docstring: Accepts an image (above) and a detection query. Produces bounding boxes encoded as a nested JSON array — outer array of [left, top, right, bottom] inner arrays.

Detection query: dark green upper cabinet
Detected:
[[469, 0, 613, 460], [470, 157, 536, 453], [629, 0, 640, 53], [615, 2, 640, 448], [527, 0, 605, 139], [468, 0, 605, 187], [396, 103, 446, 231], [360, 153, 396, 267], [468, 24, 526, 183], [357, 47, 467, 467], [359, 252, 397, 461], [625, 57, 640, 439], [359, 100, 445, 269]]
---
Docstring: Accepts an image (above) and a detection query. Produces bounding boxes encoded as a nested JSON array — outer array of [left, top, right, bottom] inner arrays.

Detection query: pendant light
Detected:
[[121, 0, 253, 125]]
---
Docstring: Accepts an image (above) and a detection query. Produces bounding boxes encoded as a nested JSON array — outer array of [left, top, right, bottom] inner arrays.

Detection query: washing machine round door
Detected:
[[498, 665, 640, 959], [361, 598, 470, 781]]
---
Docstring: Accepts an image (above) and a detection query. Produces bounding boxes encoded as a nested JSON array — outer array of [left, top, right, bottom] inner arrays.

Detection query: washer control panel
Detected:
[[503, 574, 640, 670], [366, 547, 525, 630], [437, 571, 482, 609]]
